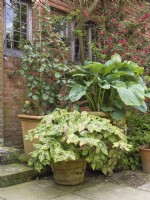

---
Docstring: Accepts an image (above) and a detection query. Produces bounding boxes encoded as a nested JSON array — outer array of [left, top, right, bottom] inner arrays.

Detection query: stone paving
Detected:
[[1, 171, 150, 200]]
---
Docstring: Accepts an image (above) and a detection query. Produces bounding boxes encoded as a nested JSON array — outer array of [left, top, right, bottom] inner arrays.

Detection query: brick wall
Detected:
[[3, 57, 25, 148], [0, 0, 4, 145]]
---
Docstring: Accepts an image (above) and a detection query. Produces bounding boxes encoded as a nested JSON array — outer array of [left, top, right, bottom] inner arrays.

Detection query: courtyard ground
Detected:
[[1, 170, 150, 200]]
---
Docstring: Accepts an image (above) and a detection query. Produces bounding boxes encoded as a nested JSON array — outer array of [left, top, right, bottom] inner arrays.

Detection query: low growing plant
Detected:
[[69, 54, 150, 120], [123, 111, 150, 170], [26, 109, 130, 175]]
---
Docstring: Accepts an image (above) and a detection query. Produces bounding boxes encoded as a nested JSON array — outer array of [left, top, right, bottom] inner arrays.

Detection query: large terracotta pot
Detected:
[[51, 159, 87, 185], [18, 115, 43, 160], [139, 145, 150, 174]]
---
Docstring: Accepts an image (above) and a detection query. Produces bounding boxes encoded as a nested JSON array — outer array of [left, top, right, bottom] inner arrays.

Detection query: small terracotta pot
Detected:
[[139, 145, 150, 174]]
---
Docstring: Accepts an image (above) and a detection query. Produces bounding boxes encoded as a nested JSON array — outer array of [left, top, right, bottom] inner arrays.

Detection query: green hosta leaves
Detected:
[[84, 62, 103, 73], [113, 82, 146, 108], [133, 101, 147, 112], [110, 109, 126, 120], [111, 54, 122, 63], [69, 84, 86, 102]]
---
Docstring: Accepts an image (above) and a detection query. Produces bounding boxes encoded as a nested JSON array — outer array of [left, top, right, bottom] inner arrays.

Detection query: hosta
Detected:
[[69, 54, 150, 120]]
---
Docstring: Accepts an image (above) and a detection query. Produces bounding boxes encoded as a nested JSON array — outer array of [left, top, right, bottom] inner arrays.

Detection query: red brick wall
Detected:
[[3, 57, 25, 148], [0, 0, 4, 145]]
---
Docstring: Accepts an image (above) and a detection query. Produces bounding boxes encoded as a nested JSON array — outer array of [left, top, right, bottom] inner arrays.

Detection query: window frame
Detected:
[[4, 0, 32, 57], [71, 21, 94, 63]]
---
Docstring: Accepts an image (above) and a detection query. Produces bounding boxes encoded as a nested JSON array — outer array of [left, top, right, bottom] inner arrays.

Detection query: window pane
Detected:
[[21, 23, 27, 33], [13, 20, 20, 32], [6, 0, 13, 19], [21, 33, 27, 41], [14, 11, 20, 22], [14, 31, 20, 41], [6, 29, 13, 40], [21, 13, 27, 23], [6, 40, 13, 49], [14, 41, 20, 50], [6, 0, 12, 7], [21, 4, 27, 14], [13, 2, 20, 13], [6, 18, 13, 30]]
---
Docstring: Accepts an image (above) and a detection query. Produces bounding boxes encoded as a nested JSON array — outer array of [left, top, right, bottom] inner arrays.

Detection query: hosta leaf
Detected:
[[111, 54, 122, 63], [110, 109, 126, 120], [116, 87, 142, 106], [127, 83, 145, 100], [84, 62, 103, 73], [98, 80, 110, 89], [133, 101, 147, 112], [69, 84, 86, 102], [113, 99, 124, 109], [117, 67, 134, 76], [101, 106, 114, 112]]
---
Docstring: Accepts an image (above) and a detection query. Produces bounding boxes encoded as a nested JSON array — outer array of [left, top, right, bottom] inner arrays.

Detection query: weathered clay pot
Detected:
[[139, 145, 150, 174], [51, 159, 87, 185]]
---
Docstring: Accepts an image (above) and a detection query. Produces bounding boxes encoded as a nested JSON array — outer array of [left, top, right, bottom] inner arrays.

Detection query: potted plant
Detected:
[[26, 109, 130, 185], [124, 110, 150, 173], [18, 4, 70, 159], [69, 54, 150, 121]]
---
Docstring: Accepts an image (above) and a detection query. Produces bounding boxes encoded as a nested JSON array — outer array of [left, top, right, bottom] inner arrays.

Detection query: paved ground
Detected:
[[1, 171, 150, 200]]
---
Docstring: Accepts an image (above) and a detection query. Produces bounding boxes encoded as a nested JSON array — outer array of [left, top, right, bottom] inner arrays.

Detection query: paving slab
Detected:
[[51, 193, 89, 200], [0, 180, 67, 200], [1, 174, 150, 200], [73, 182, 150, 200], [36, 174, 103, 192], [137, 183, 150, 192]]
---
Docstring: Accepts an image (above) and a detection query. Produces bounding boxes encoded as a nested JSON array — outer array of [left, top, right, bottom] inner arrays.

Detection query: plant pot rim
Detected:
[[139, 144, 150, 151], [87, 111, 108, 118], [18, 114, 43, 120]]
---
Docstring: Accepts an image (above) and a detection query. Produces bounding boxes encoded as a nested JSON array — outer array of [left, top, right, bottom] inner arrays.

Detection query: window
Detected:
[[4, 0, 31, 53], [72, 21, 95, 63]]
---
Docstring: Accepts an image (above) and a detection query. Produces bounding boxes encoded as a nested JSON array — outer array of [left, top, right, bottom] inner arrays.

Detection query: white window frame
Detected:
[[4, 0, 32, 57]]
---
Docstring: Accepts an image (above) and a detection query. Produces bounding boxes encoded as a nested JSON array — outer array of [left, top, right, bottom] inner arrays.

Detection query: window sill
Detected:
[[4, 49, 24, 58]]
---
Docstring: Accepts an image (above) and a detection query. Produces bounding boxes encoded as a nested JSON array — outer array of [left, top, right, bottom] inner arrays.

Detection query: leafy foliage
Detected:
[[123, 111, 150, 170], [27, 109, 130, 175], [69, 54, 150, 119], [20, 4, 70, 115]]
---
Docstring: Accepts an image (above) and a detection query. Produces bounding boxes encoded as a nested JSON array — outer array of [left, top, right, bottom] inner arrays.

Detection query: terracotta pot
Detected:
[[18, 115, 43, 160], [51, 159, 87, 185], [87, 111, 109, 118], [139, 145, 150, 174]]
